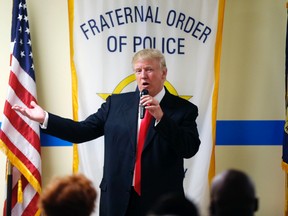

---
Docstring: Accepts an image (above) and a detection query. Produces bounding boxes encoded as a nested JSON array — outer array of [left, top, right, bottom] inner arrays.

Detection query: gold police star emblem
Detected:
[[96, 74, 192, 101]]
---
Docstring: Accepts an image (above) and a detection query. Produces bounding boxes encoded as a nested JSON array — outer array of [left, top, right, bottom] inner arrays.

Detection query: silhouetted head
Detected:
[[210, 169, 258, 216], [147, 192, 199, 216]]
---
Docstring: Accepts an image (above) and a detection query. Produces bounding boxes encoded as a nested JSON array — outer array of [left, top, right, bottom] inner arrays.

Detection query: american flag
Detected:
[[0, 0, 42, 215]]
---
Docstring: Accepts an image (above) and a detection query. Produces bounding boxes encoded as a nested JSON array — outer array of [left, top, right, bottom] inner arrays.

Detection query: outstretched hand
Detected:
[[12, 101, 46, 124]]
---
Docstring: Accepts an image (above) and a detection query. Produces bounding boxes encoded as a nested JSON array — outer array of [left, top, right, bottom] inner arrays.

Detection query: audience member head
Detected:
[[147, 192, 199, 216], [210, 169, 258, 216], [40, 173, 97, 216]]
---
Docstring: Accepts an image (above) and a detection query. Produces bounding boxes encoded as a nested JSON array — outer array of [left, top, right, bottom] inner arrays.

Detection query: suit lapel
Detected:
[[143, 89, 174, 150], [121, 92, 140, 151]]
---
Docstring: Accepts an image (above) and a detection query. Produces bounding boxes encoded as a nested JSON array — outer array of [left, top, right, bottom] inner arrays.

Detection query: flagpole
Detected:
[[6, 160, 12, 216]]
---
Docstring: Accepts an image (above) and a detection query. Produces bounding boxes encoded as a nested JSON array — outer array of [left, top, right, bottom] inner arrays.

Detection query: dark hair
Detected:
[[210, 169, 258, 216], [147, 193, 199, 216]]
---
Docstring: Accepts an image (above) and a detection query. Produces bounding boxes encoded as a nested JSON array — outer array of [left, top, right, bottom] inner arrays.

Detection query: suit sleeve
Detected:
[[42, 97, 110, 143], [154, 103, 201, 159]]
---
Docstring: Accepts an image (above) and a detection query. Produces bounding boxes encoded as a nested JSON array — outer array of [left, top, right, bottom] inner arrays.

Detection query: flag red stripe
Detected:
[[11, 175, 29, 208], [9, 71, 37, 106], [11, 183, 18, 209], [10, 176, 40, 216], [1, 0, 41, 214], [3, 200, 7, 215], [11, 176, 40, 216], [3, 101, 41, 153], [22, 193, 40, 216], [0, 131, 41, 183]]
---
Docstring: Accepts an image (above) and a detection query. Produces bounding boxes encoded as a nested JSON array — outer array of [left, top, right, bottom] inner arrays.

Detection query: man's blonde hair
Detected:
[[132, 49, 167, 70]]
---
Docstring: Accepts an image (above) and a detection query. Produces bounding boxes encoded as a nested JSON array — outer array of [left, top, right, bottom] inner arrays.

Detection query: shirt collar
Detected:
[[154, 87, 165, 103]]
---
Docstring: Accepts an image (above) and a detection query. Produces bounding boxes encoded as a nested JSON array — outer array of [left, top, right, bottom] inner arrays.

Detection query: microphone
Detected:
[[139, 89, 149, 119]]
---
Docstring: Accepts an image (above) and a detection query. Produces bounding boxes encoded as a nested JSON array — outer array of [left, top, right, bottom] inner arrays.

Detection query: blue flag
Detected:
[[282, 4, 288, 172]]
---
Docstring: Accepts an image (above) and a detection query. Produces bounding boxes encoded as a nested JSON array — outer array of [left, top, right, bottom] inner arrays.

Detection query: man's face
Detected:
[[134, 58, 167, 97]]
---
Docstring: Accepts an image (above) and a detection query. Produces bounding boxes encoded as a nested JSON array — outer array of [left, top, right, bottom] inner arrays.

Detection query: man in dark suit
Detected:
[[13, 49, 201, 216]]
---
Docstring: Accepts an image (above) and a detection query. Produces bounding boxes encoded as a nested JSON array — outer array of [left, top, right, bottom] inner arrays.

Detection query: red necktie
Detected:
[[134, 110, 153, 196]]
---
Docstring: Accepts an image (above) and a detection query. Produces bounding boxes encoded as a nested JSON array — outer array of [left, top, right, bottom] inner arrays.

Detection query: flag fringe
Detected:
[[0, 140, 41, 194], [283, 161, 288, 173], [67, 0, 80, 174], [17, 179, 23, 203]]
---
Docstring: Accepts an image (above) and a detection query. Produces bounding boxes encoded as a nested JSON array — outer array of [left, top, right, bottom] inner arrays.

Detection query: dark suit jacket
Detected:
[[43, 88, 201, 216]]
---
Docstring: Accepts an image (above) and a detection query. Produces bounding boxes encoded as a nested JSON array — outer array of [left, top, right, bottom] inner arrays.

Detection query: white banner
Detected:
[[69, 1, 225, 215]]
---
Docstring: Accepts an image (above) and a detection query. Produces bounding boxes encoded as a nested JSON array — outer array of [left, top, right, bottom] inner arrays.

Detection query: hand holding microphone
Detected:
[[139, 89, 164, 121], [139, 89, 149, 119]]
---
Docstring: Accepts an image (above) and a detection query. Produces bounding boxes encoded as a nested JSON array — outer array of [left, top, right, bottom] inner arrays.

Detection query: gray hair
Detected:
[[132, 49, 167, 70]]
